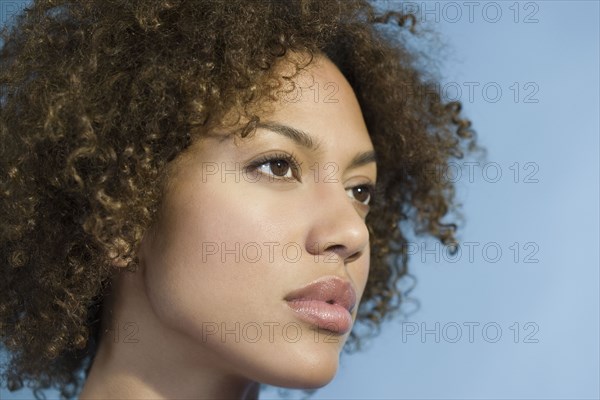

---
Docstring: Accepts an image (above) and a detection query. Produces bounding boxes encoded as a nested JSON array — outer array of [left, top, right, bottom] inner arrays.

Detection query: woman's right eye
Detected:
[[246, 153, 302, 182], [256, 159, 293, 179]]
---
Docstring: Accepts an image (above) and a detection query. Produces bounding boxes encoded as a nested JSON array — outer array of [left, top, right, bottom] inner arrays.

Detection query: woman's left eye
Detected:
[[346, 185, 374, 205]]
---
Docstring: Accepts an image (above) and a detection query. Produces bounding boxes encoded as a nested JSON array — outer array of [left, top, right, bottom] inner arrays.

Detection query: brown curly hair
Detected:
[[0, 0, 476, 398]]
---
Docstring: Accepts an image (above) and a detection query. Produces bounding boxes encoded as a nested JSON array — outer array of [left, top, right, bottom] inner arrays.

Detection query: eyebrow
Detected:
[[255, 122, 377, 169], [348, 149, 377, 170], [256, 122, 319, 151]]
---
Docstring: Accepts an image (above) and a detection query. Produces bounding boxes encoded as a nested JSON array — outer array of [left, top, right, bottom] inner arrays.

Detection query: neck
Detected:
[[79, 269, 259, 400]]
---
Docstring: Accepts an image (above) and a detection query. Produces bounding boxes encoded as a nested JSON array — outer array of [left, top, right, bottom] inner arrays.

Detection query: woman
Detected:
[[0, 0, 476, 398]]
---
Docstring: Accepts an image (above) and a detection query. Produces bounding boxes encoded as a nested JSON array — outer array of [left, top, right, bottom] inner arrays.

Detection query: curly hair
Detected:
[[0, 0, 476, 398]]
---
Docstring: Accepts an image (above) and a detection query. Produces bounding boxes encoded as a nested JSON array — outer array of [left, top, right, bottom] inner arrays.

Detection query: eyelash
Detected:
[[245, 152, 376, 206]]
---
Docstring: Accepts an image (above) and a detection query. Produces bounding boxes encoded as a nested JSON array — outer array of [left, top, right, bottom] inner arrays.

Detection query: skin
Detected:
[[80, 54, 377, 399]]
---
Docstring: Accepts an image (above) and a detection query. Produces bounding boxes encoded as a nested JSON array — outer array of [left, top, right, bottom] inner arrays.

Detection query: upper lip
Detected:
[[284, 276, 357, 313]]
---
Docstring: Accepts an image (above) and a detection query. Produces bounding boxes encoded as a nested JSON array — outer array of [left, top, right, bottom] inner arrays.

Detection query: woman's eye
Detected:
[[245, 153, 302, 182], [256, 159, 293, 179], [347, 185, 374, 205]]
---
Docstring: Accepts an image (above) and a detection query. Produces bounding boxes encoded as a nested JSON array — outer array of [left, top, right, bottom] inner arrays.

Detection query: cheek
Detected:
[[141, 184, 267, 332], [139, 178, 301, 347]]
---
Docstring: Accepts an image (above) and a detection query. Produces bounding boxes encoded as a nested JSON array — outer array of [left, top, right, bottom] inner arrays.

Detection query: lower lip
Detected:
[[285, 299, 353, 335]]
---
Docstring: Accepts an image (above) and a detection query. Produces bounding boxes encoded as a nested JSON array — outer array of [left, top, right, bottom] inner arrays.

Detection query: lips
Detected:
[[284, 276, 357, 335]]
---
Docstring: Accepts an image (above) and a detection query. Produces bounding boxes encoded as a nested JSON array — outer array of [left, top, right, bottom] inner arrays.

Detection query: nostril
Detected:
[[345, 250, 362, 264], [324, 244, 346, 254]]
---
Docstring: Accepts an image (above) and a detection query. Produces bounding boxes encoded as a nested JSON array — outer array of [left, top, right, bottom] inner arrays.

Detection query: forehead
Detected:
[[264, 54, 374, 152]]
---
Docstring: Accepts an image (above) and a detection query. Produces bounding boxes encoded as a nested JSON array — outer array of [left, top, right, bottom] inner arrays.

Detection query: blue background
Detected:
[[1, 1, 598, 399]]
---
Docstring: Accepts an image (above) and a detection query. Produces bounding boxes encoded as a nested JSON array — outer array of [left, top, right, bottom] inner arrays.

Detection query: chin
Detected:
[[253, 338, 343, 389]]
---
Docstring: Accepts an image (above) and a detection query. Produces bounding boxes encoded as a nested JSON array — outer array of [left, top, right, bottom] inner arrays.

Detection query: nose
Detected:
[[305, 184, 370, 264]]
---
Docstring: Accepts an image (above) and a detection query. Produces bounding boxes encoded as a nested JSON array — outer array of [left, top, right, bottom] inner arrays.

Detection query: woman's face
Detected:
[[139, 55, 376, 388]]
